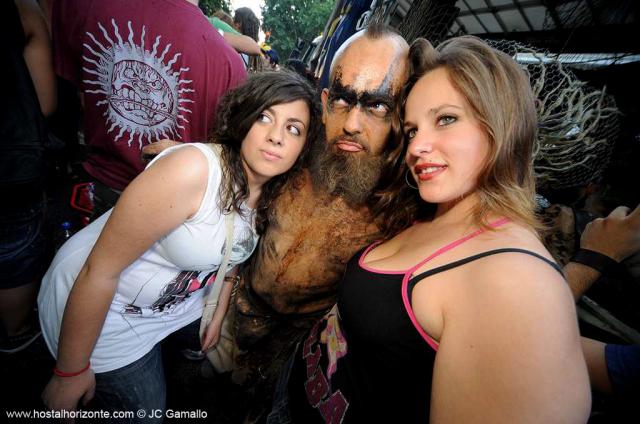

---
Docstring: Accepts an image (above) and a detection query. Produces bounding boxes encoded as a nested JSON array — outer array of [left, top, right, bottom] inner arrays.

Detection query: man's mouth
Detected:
[[334, 139, 364, 152]]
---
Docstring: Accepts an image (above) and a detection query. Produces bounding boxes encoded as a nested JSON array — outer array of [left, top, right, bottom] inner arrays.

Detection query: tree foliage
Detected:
[[262, 0, 335, 61], [199, 0, 231, 16]]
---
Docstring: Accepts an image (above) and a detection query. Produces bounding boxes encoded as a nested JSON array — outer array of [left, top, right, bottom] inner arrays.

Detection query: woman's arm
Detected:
[[223, 32, 261, 55], [42, 146, 209, 412], [201, 271, 237, 351], [419, 253, 591, 423], [565, 205, 640, 300]]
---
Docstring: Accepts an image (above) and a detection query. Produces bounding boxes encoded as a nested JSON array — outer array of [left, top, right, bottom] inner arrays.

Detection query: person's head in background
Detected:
[[213, 9, 234, 28], [234, 7, 260, 42], [234, 7, 262, 72]]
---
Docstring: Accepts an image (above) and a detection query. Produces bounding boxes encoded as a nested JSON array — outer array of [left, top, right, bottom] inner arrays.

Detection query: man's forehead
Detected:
[[330, 39, 407, 94], [331, 66, 385, 92], [330, 66, 395, 99]]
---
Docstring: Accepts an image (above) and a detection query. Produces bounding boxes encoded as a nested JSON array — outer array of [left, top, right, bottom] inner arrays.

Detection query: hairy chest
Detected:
[[250, 176, 381, 311]]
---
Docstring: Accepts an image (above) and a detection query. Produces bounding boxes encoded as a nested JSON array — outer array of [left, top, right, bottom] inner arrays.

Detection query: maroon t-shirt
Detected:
[[52, 0, 246, 190]]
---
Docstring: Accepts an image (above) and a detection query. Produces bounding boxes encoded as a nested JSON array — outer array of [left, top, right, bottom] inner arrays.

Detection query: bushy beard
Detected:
[[309, 135, 385, 206]]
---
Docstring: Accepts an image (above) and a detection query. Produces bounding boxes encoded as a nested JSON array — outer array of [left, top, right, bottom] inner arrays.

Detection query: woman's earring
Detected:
[[405, 169, 418, 189]]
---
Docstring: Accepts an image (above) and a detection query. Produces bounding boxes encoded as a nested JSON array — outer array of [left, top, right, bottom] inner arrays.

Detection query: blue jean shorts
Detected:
[[0, 199, 47, 289]]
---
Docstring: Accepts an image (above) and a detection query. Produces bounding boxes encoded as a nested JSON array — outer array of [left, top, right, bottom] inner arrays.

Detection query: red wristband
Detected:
[[53, 362, 91, 377]]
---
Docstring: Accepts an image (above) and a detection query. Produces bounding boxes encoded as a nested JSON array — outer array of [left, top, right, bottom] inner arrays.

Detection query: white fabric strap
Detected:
[[204, 144, 235, 305]]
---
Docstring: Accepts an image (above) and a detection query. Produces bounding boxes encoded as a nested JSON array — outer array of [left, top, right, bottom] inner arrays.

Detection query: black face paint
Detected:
[[327, 67, 398, 121]]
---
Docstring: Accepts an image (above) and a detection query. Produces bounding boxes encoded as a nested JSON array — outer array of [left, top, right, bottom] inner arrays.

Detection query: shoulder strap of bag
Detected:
[[204, 143, 235, 303]]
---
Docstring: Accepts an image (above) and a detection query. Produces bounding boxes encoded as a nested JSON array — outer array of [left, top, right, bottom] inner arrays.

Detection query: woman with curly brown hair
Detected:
[[38, 70, 321, 420], [282, 37, 591, 423]]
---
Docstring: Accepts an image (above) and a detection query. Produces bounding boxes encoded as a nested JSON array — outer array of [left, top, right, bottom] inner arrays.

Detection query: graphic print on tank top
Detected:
[[121, 224, 257, 316], [82, 19, 194, 148], [122, 269, 214, 316]]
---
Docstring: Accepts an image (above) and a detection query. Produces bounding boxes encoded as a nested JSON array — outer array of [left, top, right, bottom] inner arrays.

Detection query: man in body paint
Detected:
[[231, 23, 410, 388]]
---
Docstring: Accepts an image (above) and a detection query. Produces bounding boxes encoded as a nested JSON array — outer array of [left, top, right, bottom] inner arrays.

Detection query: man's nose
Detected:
[[343, 105, 364, 135]]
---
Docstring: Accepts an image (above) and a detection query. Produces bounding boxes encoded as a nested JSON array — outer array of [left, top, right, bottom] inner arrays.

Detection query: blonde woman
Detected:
[[280, 37, 591, 423]]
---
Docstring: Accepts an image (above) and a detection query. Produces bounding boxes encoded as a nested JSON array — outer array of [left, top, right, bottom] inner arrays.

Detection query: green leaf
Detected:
[[199, 0, 232, 16], [262, 0, 335, 60]]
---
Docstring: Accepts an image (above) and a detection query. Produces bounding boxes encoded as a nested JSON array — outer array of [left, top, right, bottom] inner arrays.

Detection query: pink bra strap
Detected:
[[407, 217, 510, 275], [402, 217, 510, 351]]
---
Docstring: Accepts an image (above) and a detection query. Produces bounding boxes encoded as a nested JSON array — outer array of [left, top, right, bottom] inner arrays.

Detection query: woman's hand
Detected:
[[200, 271, 238, 351], [42, 370, 96, 419], [201, 316, 224, 351], [581, 204, 640, 262]]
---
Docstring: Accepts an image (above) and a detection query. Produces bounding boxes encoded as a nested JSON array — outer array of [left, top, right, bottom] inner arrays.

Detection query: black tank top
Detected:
[[288, 234, 562, 423]]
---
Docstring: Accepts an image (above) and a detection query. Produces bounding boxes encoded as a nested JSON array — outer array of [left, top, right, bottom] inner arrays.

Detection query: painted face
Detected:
[[404, 68, 490, 207], [321, 37, 407, 157], [240, 100, 310, 183]]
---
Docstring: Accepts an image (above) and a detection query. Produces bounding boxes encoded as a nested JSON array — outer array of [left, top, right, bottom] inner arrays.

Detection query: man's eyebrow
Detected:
[[359, 90, 394, 104], [328, 80, 354, 96], [329, 82, 395, 104]]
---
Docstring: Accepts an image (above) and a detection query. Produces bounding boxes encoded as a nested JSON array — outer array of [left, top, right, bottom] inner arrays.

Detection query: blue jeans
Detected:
[[94, 344, 166, 423], [91, 318, 202, 422], [0, 198, 47, 289]]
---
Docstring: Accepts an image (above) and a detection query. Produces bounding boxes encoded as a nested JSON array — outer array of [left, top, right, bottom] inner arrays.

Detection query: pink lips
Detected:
[[261, 150, 282, 161], [414, 162, 447, 181], [335, 140, 364, 152]]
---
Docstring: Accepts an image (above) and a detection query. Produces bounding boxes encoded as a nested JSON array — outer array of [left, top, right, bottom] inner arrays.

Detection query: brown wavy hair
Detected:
[[373, 36, 541, 238], [212, 70, 322, 234]]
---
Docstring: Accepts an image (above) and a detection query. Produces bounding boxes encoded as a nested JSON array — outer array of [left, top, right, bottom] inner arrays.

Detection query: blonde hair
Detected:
[[402, 36, 541, 232]]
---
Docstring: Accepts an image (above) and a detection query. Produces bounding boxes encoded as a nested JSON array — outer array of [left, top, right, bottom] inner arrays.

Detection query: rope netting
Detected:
[[486, 39, 620, 191], [393, 1, 621, 191], [397, 0, 459, 46]]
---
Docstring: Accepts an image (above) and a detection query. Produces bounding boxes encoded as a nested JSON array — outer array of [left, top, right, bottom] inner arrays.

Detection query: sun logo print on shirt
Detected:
[[82, 19, 195, 148]]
